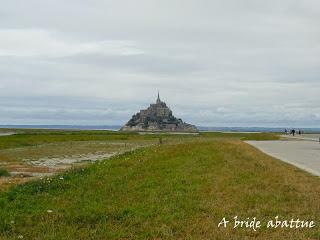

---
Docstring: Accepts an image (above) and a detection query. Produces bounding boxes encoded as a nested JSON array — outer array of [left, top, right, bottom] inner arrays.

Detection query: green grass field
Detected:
[[0, 130, 318, 239]]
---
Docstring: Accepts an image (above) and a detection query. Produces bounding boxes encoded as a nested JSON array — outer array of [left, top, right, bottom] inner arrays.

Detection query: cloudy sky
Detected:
[[0, 0, 319, 127]]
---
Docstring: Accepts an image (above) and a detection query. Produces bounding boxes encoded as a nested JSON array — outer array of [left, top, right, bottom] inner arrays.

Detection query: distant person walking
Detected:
[[292, 129, 296, 136], [298, 130, 301, 135]]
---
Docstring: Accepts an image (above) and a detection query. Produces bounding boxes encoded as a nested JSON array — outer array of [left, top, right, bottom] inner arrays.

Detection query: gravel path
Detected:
[[246, 140, 320, 177]]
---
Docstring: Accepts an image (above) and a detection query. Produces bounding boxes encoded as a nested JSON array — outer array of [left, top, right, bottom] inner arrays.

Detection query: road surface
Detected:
[[246, 140, 320, 177]]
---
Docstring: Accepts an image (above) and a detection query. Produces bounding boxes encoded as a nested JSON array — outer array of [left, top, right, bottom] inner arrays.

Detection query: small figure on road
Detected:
[[298, 130, 301, 135], [292, 129, 296, 136]]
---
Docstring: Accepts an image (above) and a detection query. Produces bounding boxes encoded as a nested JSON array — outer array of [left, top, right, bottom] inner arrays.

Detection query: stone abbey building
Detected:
[[120, 93, 198, 132]]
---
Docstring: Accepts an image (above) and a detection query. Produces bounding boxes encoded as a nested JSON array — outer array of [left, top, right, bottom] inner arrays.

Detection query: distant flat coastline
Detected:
[[198, 126, 320, 133], [1, 125, 320, 133], [0, 125, 121, 131]]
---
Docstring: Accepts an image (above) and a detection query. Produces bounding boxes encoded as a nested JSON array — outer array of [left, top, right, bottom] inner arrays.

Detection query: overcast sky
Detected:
[[0, 0, 319, 127]]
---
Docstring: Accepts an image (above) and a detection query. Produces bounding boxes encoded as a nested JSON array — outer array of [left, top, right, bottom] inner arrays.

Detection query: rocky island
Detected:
[[121, 93, 198, 132]]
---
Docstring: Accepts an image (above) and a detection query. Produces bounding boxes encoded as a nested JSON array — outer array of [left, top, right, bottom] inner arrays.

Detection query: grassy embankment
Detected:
[[0, 130, 318, 239]]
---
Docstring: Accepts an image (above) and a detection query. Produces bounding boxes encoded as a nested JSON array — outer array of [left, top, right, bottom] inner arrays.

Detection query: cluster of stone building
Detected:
[[120, 93, 198, 132]]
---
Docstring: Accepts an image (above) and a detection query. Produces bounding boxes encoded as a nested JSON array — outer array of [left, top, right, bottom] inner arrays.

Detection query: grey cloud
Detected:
[[0, 0, 319, 127], [57, 53, 202, 75]]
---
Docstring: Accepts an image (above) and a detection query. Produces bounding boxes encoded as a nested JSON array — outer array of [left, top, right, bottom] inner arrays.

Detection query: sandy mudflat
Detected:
[[246, 140, 320, 176], [0, 132, 15, 136]]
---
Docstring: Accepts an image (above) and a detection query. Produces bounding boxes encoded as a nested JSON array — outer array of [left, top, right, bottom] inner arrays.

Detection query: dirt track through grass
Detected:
[[0, 130, 163, 189]]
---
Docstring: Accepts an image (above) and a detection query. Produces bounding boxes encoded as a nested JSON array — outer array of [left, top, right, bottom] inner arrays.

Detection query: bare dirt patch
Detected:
[[0, 140, 154, 189]]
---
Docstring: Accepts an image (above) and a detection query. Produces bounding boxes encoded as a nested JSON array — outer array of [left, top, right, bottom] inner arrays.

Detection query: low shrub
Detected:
[[0, 168, 10, 177]]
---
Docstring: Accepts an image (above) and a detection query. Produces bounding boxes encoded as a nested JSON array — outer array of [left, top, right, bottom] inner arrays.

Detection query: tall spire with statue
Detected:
[[156, 91, 161, 104]]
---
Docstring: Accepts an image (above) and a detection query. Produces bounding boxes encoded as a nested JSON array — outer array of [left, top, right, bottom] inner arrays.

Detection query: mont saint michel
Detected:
[[121, 93, 198, 132]]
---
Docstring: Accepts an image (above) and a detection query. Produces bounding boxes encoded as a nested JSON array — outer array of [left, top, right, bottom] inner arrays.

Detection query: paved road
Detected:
[[246, 140, 320, 176], [282, 134, 320, 142]]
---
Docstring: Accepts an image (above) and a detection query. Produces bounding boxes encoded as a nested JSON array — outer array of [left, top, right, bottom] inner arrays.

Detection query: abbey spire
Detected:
[[156, 91, 161, 104]]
